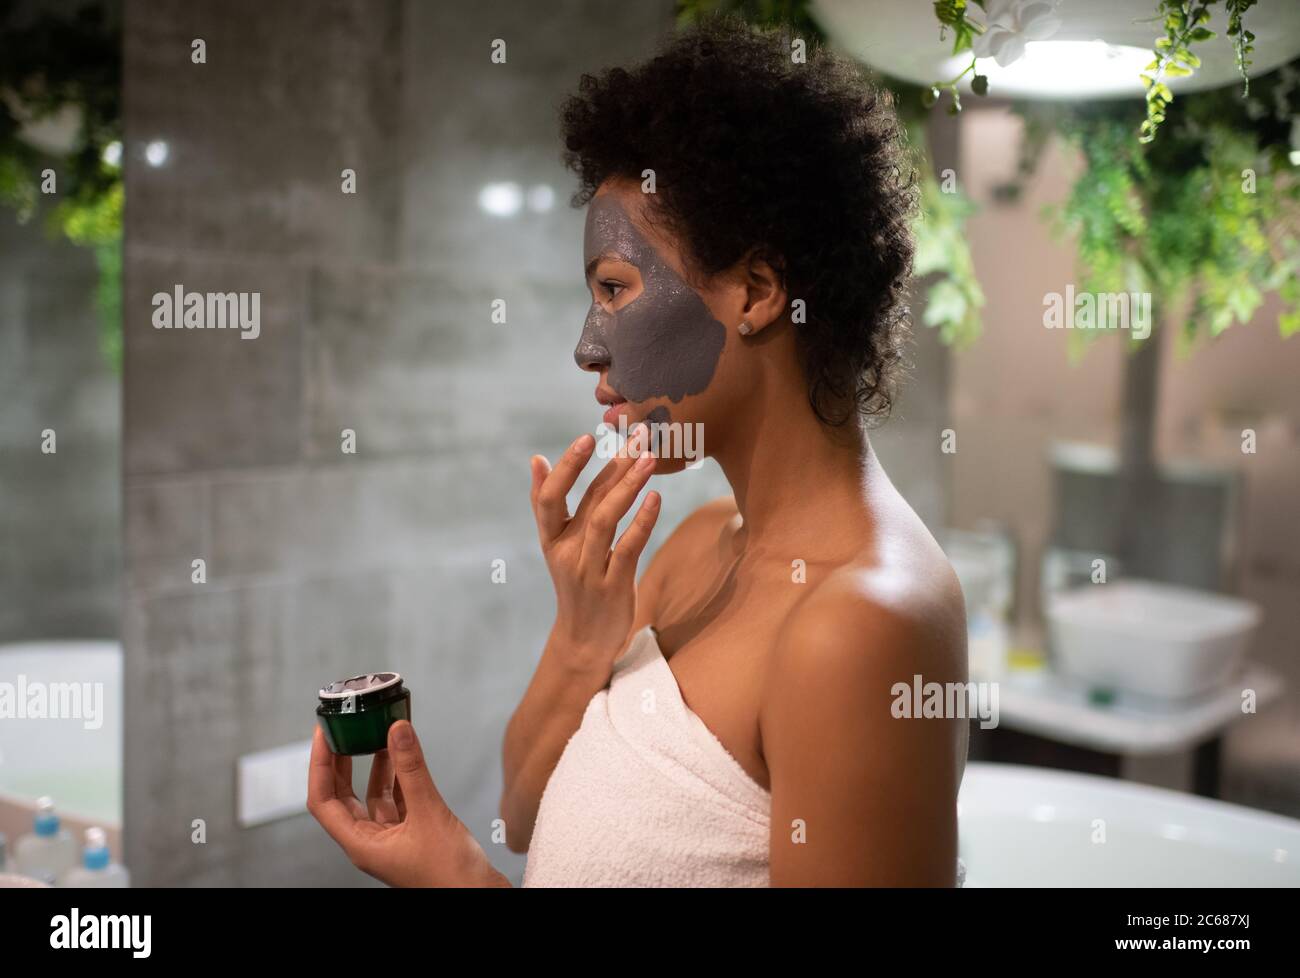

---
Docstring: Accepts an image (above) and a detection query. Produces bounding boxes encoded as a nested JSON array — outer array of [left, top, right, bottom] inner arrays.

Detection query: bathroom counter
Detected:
[[967, 663, 1286, 798], [989, 663, 1284, 755]]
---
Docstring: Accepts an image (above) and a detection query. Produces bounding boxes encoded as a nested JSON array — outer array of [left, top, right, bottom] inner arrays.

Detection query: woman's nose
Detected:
[[574, 338, 609, 372], [573, 307, 611, 371]]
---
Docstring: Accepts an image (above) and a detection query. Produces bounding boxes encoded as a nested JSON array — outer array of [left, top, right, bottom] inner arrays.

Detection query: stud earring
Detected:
[[738, 320, 754, 336]]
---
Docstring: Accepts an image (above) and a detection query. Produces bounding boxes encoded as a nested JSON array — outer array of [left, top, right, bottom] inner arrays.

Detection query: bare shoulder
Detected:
[[767, 534, 968, 703], [761, 524, 968, 886]]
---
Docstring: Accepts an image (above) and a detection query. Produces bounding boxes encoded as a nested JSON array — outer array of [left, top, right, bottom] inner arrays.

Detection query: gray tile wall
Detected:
[[0, 218, 120, 641], [122, 0, 952, 886]]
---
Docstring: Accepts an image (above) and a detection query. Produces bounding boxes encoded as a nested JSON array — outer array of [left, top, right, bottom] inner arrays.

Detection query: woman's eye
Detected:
[[601, 281, 625, 301]]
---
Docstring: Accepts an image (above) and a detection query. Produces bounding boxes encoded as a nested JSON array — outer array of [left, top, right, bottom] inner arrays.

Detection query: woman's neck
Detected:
[[712, 392, 879, 560]]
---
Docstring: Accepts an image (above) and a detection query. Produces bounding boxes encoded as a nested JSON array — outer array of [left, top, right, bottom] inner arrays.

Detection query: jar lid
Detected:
[[318, 672, 403, 700]]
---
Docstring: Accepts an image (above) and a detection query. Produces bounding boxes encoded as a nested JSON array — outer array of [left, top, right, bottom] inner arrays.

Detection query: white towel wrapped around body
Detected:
[[523, 625, 772, 887], [521, 624, 968, 887]]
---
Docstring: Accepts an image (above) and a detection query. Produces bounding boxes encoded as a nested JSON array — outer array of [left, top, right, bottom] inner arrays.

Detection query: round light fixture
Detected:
[[813, 0, 1300, 100]]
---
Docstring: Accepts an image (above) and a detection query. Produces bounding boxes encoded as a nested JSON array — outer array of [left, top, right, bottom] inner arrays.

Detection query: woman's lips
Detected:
[[602, 399, 629, 426], [596, 386, 628, 426]]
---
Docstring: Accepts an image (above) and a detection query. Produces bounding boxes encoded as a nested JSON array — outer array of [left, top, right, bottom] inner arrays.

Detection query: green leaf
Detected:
[[922, 278, 968, 328], [932, 0, 967, 26], [1228, 281, 1262, 323]]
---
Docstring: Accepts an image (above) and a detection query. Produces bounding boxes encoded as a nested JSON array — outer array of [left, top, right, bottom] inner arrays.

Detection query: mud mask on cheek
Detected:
[[575, 196, 726, 403]]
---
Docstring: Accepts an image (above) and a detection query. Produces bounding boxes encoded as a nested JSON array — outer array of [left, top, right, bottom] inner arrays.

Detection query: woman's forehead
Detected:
[[584, 194, 647, 265], [585, 183, 689, 279]]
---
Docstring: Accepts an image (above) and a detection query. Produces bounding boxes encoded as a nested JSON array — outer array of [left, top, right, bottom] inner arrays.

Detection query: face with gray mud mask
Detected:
[[575, 194, 726, 405]]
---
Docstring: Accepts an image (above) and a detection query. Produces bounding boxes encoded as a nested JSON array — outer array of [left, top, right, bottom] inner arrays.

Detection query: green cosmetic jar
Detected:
[[316, 672, 411, 756]]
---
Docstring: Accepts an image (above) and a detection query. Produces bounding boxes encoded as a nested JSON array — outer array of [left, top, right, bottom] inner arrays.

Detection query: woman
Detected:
[[308, 17, 967, 887]]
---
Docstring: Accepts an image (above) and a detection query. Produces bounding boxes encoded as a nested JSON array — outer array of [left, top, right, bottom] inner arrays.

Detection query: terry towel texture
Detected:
[[522, 624, 968, 887], [523, 625, 772, 887]]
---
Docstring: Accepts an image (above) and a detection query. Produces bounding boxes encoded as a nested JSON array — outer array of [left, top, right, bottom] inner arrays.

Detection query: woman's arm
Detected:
[[499, 625, 624, 851], [499, 429, 662, 851], [762, 581, 967, 887]]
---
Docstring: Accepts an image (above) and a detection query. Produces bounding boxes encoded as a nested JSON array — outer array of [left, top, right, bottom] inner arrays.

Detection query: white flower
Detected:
[[972, 0, 1062, 68]]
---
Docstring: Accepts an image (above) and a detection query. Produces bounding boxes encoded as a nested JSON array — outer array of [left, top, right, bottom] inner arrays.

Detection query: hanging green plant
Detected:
[[1225, 0, 1258, 91], [924, 0, 991, 116], [1138, 1, 1257, 143], [916, 1, 1262, 145], [1042, 62, 1300, 353], [913, 165, 985, 347], [0, 1, 122, 371]]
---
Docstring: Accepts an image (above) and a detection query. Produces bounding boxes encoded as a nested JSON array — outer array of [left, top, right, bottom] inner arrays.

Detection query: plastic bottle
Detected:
[[13, 796, 77, 885], [58, 827, 130, 888]]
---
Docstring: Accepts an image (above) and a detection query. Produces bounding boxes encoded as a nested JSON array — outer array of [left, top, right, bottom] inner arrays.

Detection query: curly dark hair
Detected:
[[559, 16, 917, 426]]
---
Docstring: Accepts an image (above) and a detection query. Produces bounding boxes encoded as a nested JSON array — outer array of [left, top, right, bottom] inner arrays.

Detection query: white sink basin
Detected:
[[959, 763, 1300, 887], [1046, 579, 1259, 700]]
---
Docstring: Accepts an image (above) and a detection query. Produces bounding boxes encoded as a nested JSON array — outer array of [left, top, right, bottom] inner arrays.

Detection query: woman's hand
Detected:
[[308, 720, 510, 887], [530, 424, 661, 678]]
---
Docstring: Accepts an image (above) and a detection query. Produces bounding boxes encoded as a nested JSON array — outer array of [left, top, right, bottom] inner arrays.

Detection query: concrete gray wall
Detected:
[[0, 217, 120, 642]]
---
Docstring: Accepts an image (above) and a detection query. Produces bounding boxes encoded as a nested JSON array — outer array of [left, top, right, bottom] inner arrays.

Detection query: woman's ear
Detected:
[[739, 252, 788, 335]]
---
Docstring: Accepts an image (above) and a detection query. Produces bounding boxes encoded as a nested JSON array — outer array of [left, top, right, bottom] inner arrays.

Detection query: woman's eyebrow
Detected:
[[585, 250, 633, 281]]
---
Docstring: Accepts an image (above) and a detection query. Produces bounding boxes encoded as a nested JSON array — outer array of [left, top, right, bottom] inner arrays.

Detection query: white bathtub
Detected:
[[0, 640, 122, 826], [959, 763, 1300, 887]]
